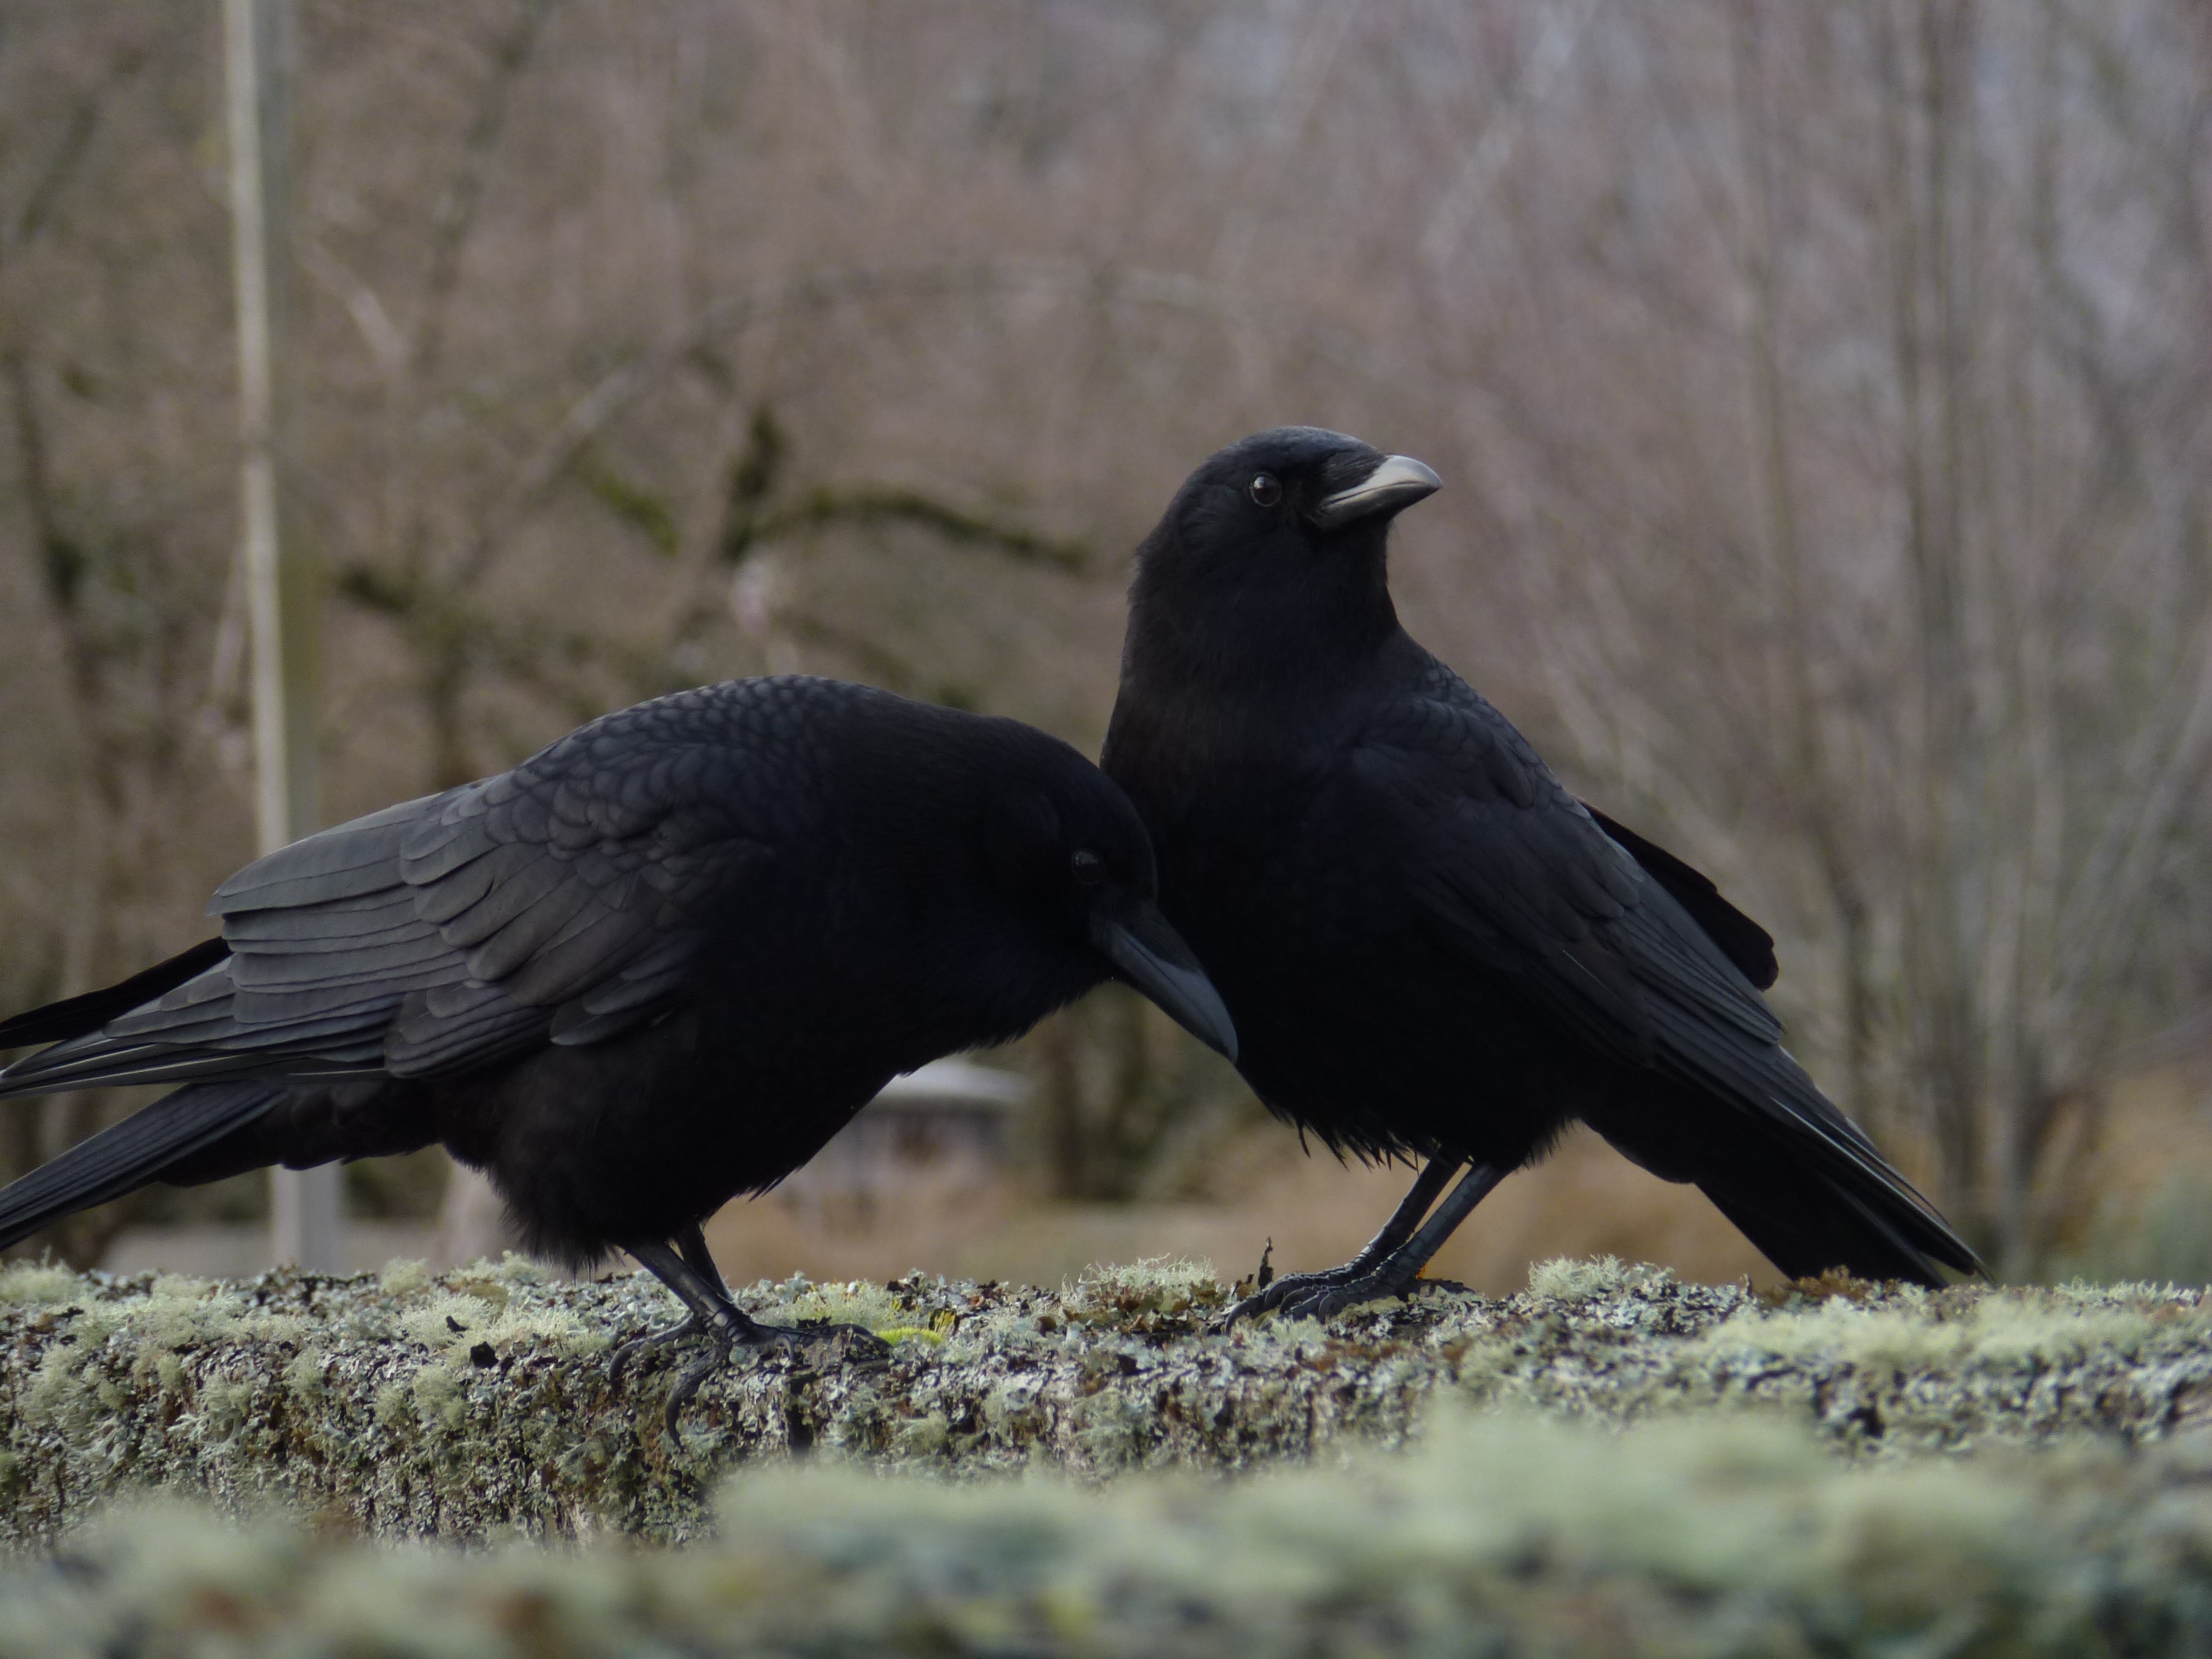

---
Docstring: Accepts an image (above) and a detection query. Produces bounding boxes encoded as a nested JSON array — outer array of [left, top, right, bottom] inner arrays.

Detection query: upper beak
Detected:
[[1310, 454, 1442, 530], [1090, 897, 1239, 1062]]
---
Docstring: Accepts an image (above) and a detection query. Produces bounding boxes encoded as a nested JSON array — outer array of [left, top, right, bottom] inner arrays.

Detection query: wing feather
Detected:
[[1364, 668, 1972, 1275], [1357, 672, 1786, 1080], [0, 679, 840, 1098]]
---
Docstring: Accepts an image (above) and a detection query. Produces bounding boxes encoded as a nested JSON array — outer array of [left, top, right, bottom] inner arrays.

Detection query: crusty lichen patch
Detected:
[[8, 1411, 2212, 1655], [3, 1253, 2210, 1547]]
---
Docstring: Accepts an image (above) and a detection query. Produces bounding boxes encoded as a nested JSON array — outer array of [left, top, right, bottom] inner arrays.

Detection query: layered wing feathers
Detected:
[[0, 680, 833, 1099], [1354, 664, 1971, 1275]]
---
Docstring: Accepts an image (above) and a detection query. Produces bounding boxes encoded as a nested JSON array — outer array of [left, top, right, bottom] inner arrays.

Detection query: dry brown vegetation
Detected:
[[3, 1, 2211, 1276]]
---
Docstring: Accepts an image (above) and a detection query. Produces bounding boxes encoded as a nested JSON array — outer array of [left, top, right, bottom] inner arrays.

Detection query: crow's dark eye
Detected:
[[1248, 473, 1282, 507], [1071, 849, 1104, 885]]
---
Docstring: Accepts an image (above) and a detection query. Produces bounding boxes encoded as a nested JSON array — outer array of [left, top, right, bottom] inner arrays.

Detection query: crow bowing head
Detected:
[[982, 755, 1236, 1061]]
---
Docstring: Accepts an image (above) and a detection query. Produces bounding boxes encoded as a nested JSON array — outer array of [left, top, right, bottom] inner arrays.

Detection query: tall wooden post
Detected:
[[225, 0, 340, 1271]]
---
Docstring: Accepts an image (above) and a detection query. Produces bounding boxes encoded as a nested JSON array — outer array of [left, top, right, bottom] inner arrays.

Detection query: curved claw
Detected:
[[1273, 1269, 1417, 1325], [1217, 1262, 1376, 1329], [663, 1326, 738, 1436], [653, 1318, 895, 1439], [609, 1311, 715, 1383]]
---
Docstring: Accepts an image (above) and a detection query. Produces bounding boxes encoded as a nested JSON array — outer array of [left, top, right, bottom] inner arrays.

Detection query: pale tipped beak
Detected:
[[1310, 454, 1442, 530]]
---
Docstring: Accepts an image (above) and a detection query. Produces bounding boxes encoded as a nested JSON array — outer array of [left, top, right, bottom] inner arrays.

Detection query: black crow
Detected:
[[1101, 428, 1977, 1320], [0, 675, 1236, 1418]]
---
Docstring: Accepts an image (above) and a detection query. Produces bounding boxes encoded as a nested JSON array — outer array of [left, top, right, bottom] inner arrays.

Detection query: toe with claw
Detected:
[[609, 1312, 715, 1384], [1219, 1259, 1376, 1328], [1221, 1161, 1507, 1329], [1271, 1266, 1417, 1324], [659, 1316, 740, 1433], [617, 1231, 895, 1436]]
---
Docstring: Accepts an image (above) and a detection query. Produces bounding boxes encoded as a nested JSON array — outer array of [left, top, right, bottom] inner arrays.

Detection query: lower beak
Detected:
[[1310, 454, 1441, 529], [1090, 898, 1239, 1062]]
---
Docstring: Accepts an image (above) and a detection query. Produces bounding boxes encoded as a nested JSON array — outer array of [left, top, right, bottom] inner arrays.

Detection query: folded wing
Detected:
[[0, 685, 810, 1101], [1353, 666, 1976, 1283]]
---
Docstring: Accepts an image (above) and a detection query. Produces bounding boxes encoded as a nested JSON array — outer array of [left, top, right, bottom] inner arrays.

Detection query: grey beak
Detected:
[[1090, 898, 1239, 1062], [1310, 454, 1442, 530]]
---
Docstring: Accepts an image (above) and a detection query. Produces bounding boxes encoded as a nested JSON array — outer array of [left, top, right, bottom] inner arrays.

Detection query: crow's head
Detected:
[[981, 740, 1237, 1060], [1123, 427, 1439, 691]]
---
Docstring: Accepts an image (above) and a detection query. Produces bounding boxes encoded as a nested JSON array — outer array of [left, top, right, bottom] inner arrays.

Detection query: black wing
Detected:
[[0, 682, 824, 1100], [1582, 806, 1778, 991], [1351, 666, 1976, 1283]]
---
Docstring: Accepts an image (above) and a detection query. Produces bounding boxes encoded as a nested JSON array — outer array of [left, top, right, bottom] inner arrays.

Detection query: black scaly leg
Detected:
[[607, 1237, 746, 1387], [1272, 1161, 1509, 1323], [672, 1222, 720, 1279], [1222, 1154, 1463, 1326], [612, 1230, 890, 1435]]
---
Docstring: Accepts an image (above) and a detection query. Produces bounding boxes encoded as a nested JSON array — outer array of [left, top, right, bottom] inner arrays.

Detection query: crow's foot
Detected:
[[653, 1317, 892, 1437], [609, 1311, 715, 1384], [660, 1323, 739, 1432], [616, 1236, 895, 1434], [1219, 1258, 1381, 1327], [1269, 1264, 1421, 1324]]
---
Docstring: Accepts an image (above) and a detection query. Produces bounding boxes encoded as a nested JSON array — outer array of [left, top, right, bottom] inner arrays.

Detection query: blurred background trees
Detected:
[[2, 0, 2209, 1279]]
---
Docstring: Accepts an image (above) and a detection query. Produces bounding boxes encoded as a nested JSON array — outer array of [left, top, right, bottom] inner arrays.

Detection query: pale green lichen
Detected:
[[8, 1412, 2212, 1655], [1527, 1252, 1672, 1301], [376, 1258, 433, 1299], [3, 1257, 2212, 1549], [409, 1365, 466, 1430], [751, 1274, 909, 1334], [396, 1288, 595, 1369], [1066, 1254, 1222, 1313], [1690, 1285, 2205, 1375], [0, 1262, 83, 1307]]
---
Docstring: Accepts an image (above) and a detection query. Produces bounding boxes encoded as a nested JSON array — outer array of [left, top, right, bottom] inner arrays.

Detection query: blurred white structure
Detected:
[[226, 0, 339, 1272], [774, 1057, 1028, 1228], [439, 1057, 1030, 1259]]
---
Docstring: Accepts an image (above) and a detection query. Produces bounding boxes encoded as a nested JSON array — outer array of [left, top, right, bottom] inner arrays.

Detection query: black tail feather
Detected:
[[0, 939, 230, 1054], [1686, 1124, 1979, 1287], [0, 1079, 281, 1252], [1588, 1072, 1980, 1289]]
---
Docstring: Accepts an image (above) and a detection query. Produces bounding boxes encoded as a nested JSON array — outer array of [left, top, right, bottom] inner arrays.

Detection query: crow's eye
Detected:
[[1071, 849, 1105, 885], [1248, 473, 1283, 507]]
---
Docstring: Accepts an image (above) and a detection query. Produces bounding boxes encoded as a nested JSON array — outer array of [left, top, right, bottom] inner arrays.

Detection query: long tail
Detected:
[[1681, 1118, 1974, 1286], [1588, 1070, 1979, 1289], [0, 1079, 283, 1252], [0, 939, 229, 1055]]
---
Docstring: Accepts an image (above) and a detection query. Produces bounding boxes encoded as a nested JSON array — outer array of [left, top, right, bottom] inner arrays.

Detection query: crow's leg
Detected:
[[615, 1234, 890, 1434], [608, 1236, 740, 1386], [1271, 1162, 1509, 1324], [671, 1221, 885, 1379], [608, 1223, 752, 1387], [1222, 1154, 1462, 1326], [672, 1222, 739, 1305]]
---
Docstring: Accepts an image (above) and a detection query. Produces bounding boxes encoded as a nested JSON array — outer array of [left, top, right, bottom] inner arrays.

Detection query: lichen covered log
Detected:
[[5, 1253, 2212, 1551], [11, 1408, 2212, 1655]]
